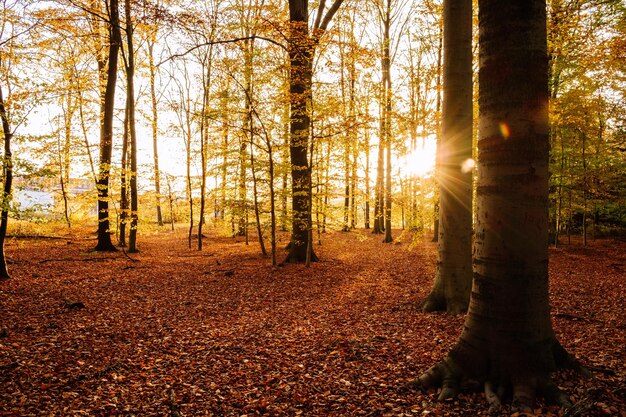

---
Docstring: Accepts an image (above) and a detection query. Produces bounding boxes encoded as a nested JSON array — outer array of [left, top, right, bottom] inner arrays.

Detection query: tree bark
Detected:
[[423, 0, 473, 314], [95, 0, 121, 252], [0, 84, 13, 279], [119, 92, 129, 247], [125, 0, 139, 253], [431, 13, 443, 243], [286, 1, 315, 262], [147, 36, 163, 227], [412, 1, 583, 411]]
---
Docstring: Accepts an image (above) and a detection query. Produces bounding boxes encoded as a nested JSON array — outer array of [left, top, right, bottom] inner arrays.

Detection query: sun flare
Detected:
[[403, 136, 437, 178]]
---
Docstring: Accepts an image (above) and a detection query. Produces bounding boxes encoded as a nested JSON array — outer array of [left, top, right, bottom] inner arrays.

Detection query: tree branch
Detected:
[[157, 35, 285, 66]]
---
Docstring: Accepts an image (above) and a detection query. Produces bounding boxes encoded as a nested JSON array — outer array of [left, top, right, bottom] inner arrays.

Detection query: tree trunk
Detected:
[[0, 84, 13, 279], [198, 46, 214, 251], [285, 0, 344, 262], [423, 0, 473, 314], [119, 94, 129, 247], [373, 127, 385, 234], [166, 175, 175, 231], [147, 37, 163, 227], [431, 14, 443, 243], [125, 0, 139, 253], [286, 1, 316, 263], [95, 0, 121, 252], [413, 1, 583, 411], [382, 0, 393, 244], [364, 119, 371, 229]]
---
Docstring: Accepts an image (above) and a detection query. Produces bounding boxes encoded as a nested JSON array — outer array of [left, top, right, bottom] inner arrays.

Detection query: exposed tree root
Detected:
[[407, 340, 586, 412], [283, 249, 319, 264], [422, 290, 468, 315]]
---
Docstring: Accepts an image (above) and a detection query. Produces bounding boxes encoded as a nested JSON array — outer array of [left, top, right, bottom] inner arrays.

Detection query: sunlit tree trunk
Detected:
[[432, 11, 443, 242], [198, 45, 214, 251], [381, 0, 393, 244], [364, 92, 371, 229], [286, 1, 316, 262], [95, 0, 121, 252], [373, 126, 385, 234], [423, 0, 473, 314], [414, 1, 583, 411], [119, 94, 129, 247], [59, 89, 74, 229], [125, 0, 139, 253], [147, 35, 163, 227], [166, 174, 175, 231], [285, 0, 344, 263]]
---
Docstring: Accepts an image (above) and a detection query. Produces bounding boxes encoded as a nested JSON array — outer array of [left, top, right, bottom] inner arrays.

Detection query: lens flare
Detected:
[[461, 158, 476, 173], [499, 122, 510, 139]]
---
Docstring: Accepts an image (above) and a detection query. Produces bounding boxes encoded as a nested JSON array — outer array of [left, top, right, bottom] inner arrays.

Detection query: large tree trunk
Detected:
[[286, 0, 344, 262], [95, 0, 121, 252], [413, 1, 583, 411], [286, 0, 316, 263], [423, 0, 473, 314]]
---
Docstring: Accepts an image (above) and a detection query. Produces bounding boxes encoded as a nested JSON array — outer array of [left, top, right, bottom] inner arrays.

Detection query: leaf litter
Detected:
[[0, 229, 624, 416]]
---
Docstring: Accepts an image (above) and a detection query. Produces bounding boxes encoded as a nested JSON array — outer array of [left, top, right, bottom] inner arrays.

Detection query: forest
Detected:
[[1, 0, 625, 415]]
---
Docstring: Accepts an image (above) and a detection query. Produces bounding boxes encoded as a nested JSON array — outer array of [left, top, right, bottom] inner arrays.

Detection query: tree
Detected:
[[411, 0, 584, 411], [123, 0, 139, 253], [95, 0, 121, 252], [147, 27, 164, 227], [379, 0, 393, 244], [422, 0, 473, 314], [0, 82, 12, 279], [285, 0, 344, 263]]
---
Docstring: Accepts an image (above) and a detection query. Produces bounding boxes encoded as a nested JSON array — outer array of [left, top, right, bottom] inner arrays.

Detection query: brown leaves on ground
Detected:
[[1, 229, 625, 416]]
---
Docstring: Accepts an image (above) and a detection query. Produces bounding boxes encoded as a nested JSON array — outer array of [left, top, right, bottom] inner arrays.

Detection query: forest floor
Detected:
[[1, 226, 625, 416]]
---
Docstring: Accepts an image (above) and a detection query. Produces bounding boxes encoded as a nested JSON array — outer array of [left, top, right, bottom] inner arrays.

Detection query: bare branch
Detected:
[[157, 35, 285, 66]]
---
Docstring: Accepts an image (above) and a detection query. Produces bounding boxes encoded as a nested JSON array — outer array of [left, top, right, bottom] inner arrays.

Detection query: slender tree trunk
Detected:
[[250, 139, 266, 256], [432, 15, 443, 243], [348, 43, 358, 230], [95, 0, 121, 252], [382, 0, 393, 244], [59, 102, 72, 229], [219, 81, 230, 222], [581, 130, 587, 246], [383, 135, 392, 242], [0, 84, 13, 279], [198, 46, 214, 251], [414, 2, 583, 411], [186, 135, 193, 249], [423, 0, 473, 314], [77, 88, 97, 184], [119, 96, 129, 247], [125, 0, 139, 253], [555, 131, 565, 247], [364, 122, 371, 229], [166, 175, 175, 231], [147, 37, 163, 227], [267, 138, 277, 266], [281, 77, 290, 232], [373, 130, 385, 234]]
